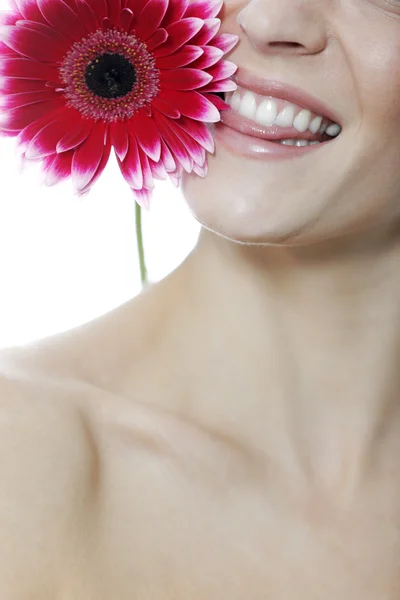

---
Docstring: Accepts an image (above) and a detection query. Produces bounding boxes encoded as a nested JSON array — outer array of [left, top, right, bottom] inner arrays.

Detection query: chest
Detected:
[[89, 429, 400, 600]]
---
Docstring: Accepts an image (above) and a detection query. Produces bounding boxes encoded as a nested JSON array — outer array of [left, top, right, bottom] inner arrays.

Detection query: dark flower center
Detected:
[[85, 53, 137, 99]]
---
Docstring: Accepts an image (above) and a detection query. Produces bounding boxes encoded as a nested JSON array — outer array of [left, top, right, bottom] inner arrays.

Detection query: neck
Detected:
[[165, 226, 400, 492]]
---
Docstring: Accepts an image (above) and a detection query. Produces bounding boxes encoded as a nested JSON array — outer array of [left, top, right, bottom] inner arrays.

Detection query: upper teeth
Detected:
[[226, 86, 341, 137]]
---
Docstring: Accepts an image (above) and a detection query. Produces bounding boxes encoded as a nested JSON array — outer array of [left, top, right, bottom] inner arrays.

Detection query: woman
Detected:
[[1, 0, 400, 596]]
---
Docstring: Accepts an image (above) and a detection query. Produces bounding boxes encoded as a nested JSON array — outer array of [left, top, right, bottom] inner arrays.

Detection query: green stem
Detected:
[[135, 202, 147, 287]]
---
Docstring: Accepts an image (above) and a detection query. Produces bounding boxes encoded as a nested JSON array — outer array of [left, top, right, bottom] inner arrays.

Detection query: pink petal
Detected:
[[0, 23, 71, 62], [152, 96, 180, 119], [189, 45, 223, 69], [36, 0, 86, 41], [56, 116, 92, 152], [161, 0, 188, 28], [106, 0, 121, 27], [85, 0, 108, 23], [109, 120, 129, 161], [166, 117, 205, 165], [134, 0, 168, 40], [153, 111, 192, 172], [16, 104, 66, 150], [192, 161, 208, 177], [155, 45, 203, 69], [139, 148, 155, 189], [24, 107, 78, 159], [148, 156, 167, 180], [199, 79, 237, 93], [145, 28, 168, 51], [160, 68, 212, 90], [211, 32, 239, 54], [117, 133, 143, 189], [14, 0, 47, 23], [160, 88, 220, 122], [154, 18, 203, 58], [0, 96, 64, 131], [173, 115, 214, 153], [0, 89, 54, 110], [132, 187, 152, 210], [184, 0, 222, 19], [168, 170, 181, 187], [130, 110, 161, 162], [0, 78, 50, 93], [77, 141, 112, 194], [72, 122, 106, 191], [190, 18, 220, 46], [74, 0, 99, 32], [204, 92, 229, 111], [160, 139, 176, 172], [207, 60, 237, 81], [119, 7, 133, 31], [0, 57, 59, 81], [42, 149, 73, 186]]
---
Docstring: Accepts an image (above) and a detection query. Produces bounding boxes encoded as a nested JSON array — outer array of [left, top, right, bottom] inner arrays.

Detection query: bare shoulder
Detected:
[[0, 350, 101, 599]]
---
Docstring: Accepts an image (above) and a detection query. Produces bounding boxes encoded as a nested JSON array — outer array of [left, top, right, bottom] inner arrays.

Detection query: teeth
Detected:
[[227, 87, 342, 138], [309, 116, 323, 134], [275, 105, 295, 127], [279, 139, 321, 146], [293, 109, 313, 133], [255, 99, 278, 126], [326, 123, 342, 137]]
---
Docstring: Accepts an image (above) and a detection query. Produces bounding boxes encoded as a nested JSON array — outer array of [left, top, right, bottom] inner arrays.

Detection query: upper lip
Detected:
[[233, 67, 342, 126]]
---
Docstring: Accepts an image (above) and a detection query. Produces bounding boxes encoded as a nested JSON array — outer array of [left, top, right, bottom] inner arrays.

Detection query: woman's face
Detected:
[[182, 0, 400, 245]]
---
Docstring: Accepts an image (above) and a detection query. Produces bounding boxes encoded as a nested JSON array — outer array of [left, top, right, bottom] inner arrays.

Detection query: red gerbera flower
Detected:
[[0, 0, 238, 207]]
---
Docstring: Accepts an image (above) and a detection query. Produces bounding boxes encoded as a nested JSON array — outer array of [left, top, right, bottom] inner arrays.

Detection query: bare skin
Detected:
[[2, 0, 400, 596]]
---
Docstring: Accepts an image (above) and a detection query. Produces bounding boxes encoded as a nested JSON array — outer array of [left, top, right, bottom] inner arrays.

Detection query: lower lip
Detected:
[[212, 122, 332, 161]]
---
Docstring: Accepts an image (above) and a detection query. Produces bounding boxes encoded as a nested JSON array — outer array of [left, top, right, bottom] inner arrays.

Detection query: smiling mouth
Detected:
[[215, 87, 342, 146]]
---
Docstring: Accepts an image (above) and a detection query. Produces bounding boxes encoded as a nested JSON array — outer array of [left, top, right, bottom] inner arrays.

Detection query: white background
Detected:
[[0, 14, 200, 350]]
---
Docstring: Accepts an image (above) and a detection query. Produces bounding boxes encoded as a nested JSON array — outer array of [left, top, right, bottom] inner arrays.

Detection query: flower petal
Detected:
[[184, 0, 222, 19], [16, 104, 66, 150], [130, 110, 161, 162], [152, 96, 180, 119], [24, 107, 79, 158], [0, 57, 59, 81], [56, 115, 92, 152], [0, 96, 64, 131], [160, 88, 220, 121], [174, 115, 214, 153], [85, 0, 108, 23], [203, 91, 229, 111], [189, 45, 223, 69], [106, 0, 121, 27], [145, 27, 168, 51], [14, 0, 47, 24], [155, 45, 203, 69], [36, 0, 87, 41], [198, 79, 237, 93], [117, 133, 143, 189], [161, 0, 187, 28], [153, 111, 192, 172], [166, 117, 205, 165], [160, 138, 177, 172], [192, 161, 208, 177], [42, 149, 73, 186], [0, 89, 54, 109], [74, 0, 99, 32], [119, 7, 133, 31], [72, 121, 106, 191], [138, 148, 155, 189], [134, 0, 168, 40], [109, 120, 129, 161], [207, 60, 237, 81], [190, 18, 220, 46], [132, 187, 152, 210], [154, 18, 203, 58], [160, 68, 212, 90], [0, 23, 71, 62], [0, 78, 50, 93], [77, 140, 112, 194], [211, 32, 239, 54]]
